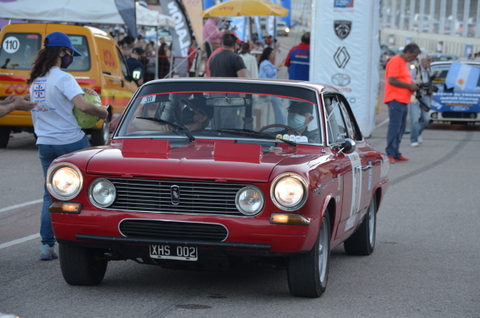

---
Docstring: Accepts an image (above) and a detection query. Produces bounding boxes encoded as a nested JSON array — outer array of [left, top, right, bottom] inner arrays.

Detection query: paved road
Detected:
[[1, 31, 479, 317]]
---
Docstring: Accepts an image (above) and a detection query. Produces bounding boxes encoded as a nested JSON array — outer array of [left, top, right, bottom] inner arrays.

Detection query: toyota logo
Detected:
[[331, 73, 351, 87]]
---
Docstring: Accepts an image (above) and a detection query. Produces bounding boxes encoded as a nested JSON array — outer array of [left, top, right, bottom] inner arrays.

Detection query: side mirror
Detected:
[[132, 67, 142, 81], [340, 138, 356, 154]]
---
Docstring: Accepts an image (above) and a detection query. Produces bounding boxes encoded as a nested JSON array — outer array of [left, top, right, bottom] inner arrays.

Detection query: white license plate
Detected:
[[149, 244, 198, 261]]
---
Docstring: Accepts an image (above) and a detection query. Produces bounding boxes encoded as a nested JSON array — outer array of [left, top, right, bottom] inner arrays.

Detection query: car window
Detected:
[[432, 63, 480, 87], [336, 95, 363, 141], [116, 82, 322, 145], [117, 46, 131, 79], [0, 32, 41, 70], [324, 95, 347, 144], [66, 35, 91, 71]]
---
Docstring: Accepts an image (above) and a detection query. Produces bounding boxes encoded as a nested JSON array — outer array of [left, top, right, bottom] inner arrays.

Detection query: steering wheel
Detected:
[[258, 124, 300, 136]]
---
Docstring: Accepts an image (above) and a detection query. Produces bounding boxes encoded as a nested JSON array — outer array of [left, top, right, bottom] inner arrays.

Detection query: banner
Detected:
[[114, 0, 137, 38], [160, 0, 192, 76], [310, 0, 381, 137]]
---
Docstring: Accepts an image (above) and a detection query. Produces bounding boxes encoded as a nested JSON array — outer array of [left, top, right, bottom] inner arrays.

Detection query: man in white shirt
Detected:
[[409, 53, 432, 147]]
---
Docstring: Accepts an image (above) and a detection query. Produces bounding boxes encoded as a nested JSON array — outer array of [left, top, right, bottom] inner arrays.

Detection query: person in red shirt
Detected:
[[384, 43, 420, 163]]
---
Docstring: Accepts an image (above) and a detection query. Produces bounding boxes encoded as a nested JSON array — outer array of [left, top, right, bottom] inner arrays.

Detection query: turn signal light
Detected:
[[49, 202, 82, 213], [270, 213, 310, 225]]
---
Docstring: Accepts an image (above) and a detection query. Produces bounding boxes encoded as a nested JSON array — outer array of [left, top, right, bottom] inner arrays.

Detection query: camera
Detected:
[[415, 74, 438, 111]]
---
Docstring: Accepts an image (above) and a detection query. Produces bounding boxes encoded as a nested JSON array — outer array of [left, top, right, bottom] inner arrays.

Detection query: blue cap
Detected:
[[44, 32, 82, 56]]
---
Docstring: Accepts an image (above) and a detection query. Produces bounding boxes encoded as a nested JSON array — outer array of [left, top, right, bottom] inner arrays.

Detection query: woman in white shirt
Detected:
[[27, 32, 108, 261]]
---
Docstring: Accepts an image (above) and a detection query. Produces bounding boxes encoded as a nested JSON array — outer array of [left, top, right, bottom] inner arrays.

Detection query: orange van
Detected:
[[0, 23, 138, 148]]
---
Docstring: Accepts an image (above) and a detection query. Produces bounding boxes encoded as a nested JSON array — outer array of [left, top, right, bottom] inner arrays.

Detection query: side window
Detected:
[[66, 35, 91, 71], [0, 32, 41, 70], [116, 46, 131, 79], [337, 95, 363, 141], [324, 94, 347, 145]]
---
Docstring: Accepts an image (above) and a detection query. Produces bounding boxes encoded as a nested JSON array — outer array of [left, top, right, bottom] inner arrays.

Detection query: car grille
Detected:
[[442, 112, 477, 119], [108, 178, 244, 216], [119, 219, 228, 241]]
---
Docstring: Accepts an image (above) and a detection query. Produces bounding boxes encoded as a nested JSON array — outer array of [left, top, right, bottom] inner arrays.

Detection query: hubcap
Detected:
[[318, 220, 328, 284], [368, 201, 376, 247]]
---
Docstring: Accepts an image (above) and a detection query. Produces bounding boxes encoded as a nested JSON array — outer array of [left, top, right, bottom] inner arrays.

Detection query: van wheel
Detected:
[[90, 121, 110, 146], [0, 127, 11, 148], [59, 244, 108, 285]]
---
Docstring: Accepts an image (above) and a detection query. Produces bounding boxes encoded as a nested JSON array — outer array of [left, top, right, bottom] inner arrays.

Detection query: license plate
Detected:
[[149, 244, 198, 261]]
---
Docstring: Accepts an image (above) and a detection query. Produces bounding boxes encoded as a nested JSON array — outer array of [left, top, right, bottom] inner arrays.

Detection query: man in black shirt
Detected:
[[209, 33, 246, 78]]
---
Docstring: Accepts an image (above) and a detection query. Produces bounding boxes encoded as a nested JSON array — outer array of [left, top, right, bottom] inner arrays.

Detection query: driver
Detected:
[[287, 101, 319, 142], [180, 96, 214, 132]]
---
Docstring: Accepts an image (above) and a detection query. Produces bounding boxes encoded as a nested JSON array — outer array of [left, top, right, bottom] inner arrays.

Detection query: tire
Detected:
[[89, 121, 110, 146], [344, 195, 377, 256], [59, 244, 108, 286], [0, 127, 11, 148], [287, 213, 331, 298]]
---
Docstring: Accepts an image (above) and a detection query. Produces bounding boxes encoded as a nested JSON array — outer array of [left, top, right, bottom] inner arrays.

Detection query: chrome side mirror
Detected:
[[340, 138, 356, 154]]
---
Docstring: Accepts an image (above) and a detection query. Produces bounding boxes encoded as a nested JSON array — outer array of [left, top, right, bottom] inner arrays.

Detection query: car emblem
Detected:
[[334, 46, 350, 68], [334, 20, 352, 40], [171, 185, 180, 205], [331, 73, 351, 86]]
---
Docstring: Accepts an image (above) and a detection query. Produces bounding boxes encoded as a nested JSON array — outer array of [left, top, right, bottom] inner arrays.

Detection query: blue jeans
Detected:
[[409, 95, 430, 143], [38, 135, 90, 246], [386, 100, 408, 158]]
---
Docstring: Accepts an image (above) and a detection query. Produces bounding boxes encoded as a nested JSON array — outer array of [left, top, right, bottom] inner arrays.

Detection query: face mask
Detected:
[[61, 54, 73, 69], [288, 113, 307, 131]]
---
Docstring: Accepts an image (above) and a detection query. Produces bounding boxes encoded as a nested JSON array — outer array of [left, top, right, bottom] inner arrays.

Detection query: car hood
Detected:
[[82, 139, 321, 183]]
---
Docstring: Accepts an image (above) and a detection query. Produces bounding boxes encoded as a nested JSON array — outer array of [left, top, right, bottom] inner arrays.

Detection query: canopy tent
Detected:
[[0, 0, 175, 28]]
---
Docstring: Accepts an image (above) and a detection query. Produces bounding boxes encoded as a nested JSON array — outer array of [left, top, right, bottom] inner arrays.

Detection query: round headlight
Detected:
[[235, 186, 264, 216], [46, 163, 83, 201], [271, 173, 308, 211], [89, 178, 116, 208]]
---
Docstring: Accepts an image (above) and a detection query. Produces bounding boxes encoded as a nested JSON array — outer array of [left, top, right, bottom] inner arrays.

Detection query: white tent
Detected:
[[0, 0, 175, 28]]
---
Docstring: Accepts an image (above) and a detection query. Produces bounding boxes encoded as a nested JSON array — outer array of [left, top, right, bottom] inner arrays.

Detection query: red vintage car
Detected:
[[46, 78, 389, 298]]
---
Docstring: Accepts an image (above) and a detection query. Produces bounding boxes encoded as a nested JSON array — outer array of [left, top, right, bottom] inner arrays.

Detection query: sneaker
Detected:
[[418, 135, 423, 144], [395, 156, 410, 162], [411, 142, 419, 147], [40, 244, 58, 261], [388, 156, 396, 163], [404, 130, 410, 134]]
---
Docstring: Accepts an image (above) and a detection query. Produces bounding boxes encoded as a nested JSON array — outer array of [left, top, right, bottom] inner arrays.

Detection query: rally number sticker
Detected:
[[345, 152, 362, 231], [2, 36, 20, 54]]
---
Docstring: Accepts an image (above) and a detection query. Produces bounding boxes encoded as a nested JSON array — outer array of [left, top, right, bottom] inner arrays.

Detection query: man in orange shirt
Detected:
[[384, 43, 420, 163]]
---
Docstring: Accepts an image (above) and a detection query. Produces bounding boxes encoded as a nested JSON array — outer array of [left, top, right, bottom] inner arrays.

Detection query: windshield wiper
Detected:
[[135, 116, 195, 143], [217, 128, 297, 147]]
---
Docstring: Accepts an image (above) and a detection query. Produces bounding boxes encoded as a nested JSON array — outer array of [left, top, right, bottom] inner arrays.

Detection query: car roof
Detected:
[[143, 77, 338, 94]]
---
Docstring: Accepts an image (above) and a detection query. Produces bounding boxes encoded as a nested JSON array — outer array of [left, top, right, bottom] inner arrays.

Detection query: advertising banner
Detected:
[[160, 0, 193, 76], [310, 0, 381, 137]]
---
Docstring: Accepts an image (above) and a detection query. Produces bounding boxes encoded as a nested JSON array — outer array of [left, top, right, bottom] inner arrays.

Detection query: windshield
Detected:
[[116, 81, 322, 145]]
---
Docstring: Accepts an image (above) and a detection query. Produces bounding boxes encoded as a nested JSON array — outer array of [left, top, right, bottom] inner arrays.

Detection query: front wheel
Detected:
[[344, 195, 377, 255], [59, 244, 108, 286], [287, 213, 331, 298]]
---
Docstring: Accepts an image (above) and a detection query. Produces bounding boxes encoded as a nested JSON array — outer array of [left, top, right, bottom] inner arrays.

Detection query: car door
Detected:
[[334, 94, 374, 218], [324, 94, 368, 240]]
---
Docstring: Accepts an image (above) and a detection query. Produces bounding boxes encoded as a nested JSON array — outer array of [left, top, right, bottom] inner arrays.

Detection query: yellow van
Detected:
[[0, 23, 138, 148]]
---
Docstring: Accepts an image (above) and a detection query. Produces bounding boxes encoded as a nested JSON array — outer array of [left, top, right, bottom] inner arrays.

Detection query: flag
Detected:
[[445, 61, 480, 91]]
